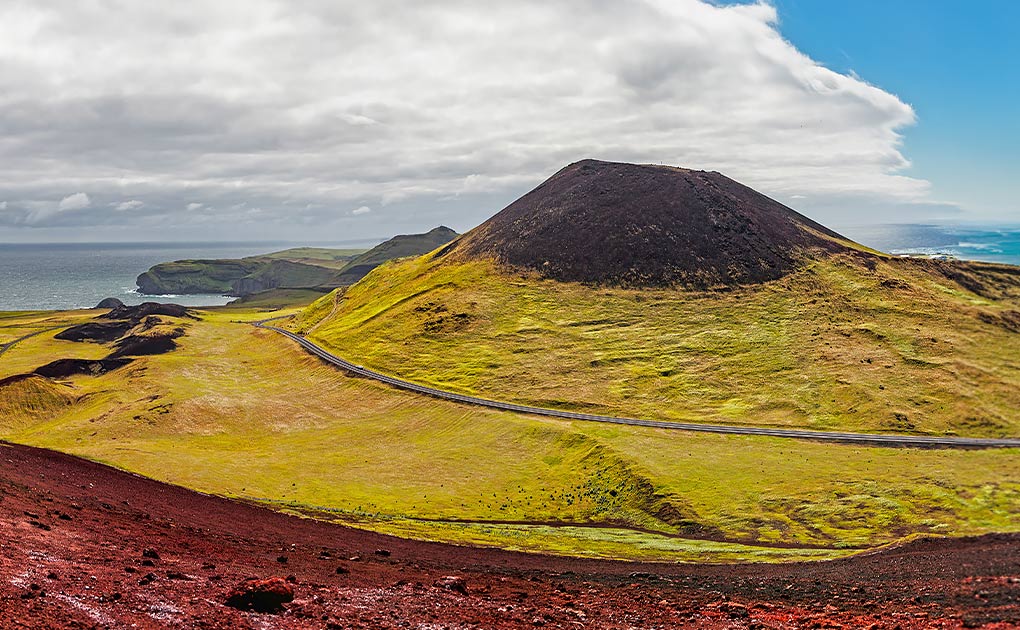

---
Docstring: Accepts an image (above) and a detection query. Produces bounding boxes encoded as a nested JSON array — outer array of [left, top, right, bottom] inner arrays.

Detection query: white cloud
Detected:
[[115, 199, 144, 211], [351, 205, 372, 215], [0, 1, 946, 236], [0, 201, 7, 210], [58, 192, 90, 211]]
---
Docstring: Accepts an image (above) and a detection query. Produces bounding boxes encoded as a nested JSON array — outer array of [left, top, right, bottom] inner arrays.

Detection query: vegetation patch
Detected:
[[0, 374, 78, 430]]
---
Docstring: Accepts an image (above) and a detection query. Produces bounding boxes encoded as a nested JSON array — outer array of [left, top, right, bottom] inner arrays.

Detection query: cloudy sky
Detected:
[[0, 0, 1014, 243]]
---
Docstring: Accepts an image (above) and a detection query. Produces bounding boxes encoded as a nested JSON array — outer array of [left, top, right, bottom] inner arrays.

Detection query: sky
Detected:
[[0, 0, 1015, 243]]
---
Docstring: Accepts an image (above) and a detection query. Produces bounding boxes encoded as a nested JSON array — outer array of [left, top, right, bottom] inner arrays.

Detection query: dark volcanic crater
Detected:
[[444, 159, 862, 288]]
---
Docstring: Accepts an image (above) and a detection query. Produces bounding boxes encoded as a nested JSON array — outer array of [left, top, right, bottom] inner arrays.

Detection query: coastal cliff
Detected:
[[136, 227, 458, 296]]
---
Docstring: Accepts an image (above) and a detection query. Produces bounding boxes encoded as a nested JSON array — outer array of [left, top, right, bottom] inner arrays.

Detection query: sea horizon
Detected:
[[0, 239, 382, 311]]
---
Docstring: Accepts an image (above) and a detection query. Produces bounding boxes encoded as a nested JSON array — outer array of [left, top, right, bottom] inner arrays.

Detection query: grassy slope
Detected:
[[296, 254, 1020, 437], [138, 259, 347, 295], [341, 228, 458, 269], [224, 288, 329, 310], [0, 310, 92, 346], [136, 259, 264, 293], [138, 229, 456, 295], [0, 310, 108, 377], [1, 306, 1019, 561], [230, 259, 342, 294], [261, 247, 367, 270]]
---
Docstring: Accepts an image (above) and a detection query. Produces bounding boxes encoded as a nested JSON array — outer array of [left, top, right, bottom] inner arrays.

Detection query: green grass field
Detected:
[[2, 300, 1019, 562], [294, 253, 1020, 438], [0, 310, 107, 376], [261, 247, 367, 270]]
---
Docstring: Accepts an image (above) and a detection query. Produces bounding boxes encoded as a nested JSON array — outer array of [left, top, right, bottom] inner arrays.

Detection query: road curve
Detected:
[[0, 326, 64, 358], [255, 322, 1020, 449]]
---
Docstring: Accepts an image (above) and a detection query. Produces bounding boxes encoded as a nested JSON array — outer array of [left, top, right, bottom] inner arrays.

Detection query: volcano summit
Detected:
[[443, 159, 861, 288]]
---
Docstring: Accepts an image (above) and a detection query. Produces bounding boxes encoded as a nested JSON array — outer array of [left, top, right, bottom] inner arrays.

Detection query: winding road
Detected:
[[0, 325, 64, 358], [255, 320, 1020, 449]]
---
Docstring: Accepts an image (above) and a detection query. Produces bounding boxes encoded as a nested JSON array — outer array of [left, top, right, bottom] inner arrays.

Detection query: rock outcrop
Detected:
[[55, 321, 133, 343], [43, 302, 191, 376], [34, 358, 133, 378], [224, 577, 295, 613], [94, 297, 125, 309], [105, 302, 192, 322]]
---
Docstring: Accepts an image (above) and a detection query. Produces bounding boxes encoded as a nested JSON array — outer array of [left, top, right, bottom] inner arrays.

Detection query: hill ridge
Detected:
[[136, 226, 459, 296]]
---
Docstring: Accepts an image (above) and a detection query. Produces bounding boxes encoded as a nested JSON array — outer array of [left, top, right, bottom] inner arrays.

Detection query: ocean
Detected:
[[0, 241, 343, 311], [2, 224, 1019, 311], [839, 223, 1020, 266]]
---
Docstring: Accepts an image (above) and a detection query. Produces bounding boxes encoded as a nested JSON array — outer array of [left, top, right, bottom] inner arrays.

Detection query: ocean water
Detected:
[[0, 241, 305, 311], [840, 224, 1020, 266], [2, 225, 1019, 311]]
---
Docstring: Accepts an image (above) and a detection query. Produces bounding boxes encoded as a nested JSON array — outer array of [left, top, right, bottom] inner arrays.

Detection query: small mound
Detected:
[[108, 332, 181, 358], [0, 374, 77, 426], [55, 321, 133, 343], [106, 302, 192, 322], [59, 303, 192, 343], [445, 159, 862, 288], [34, 358, 132, 378], [95, 297, 125, 309], [54, 307, 189, 364]]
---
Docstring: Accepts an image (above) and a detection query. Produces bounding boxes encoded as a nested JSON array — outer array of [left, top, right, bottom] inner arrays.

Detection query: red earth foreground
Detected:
[[1, 441, 1018, 629]]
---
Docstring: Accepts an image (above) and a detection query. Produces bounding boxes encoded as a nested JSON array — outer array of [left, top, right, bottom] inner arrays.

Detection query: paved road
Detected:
[[0, 326, 64, 358], [255, 322, 1020, 449]]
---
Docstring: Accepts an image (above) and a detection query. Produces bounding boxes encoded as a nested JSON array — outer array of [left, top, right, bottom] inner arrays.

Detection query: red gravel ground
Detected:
[[2, 441, 1019, 629]]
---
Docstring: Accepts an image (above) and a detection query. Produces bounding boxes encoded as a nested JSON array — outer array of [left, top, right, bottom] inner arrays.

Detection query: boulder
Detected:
[[435, 575, 469, 595], [224, 577, 294, 613], [95, 297, 125, 309]]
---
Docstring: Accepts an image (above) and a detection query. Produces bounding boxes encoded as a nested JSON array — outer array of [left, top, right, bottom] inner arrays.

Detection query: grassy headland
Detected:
[[135, 226, 458, 297]]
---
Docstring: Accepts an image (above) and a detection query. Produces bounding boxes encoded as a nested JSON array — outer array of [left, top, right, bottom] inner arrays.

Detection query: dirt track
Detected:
[[2, 441, 1019, 629]]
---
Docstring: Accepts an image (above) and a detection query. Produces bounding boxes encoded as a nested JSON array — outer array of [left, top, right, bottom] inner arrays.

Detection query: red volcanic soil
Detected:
[[2, 442, 1019, 629]]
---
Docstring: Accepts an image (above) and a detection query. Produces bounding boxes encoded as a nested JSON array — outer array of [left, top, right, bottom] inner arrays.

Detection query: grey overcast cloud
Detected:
[[0, 1, 956, 242]]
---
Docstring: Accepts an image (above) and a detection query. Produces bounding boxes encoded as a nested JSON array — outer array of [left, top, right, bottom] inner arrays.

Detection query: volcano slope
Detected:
[[448, 159, 857, 287], [294, 159, 1020, 438]]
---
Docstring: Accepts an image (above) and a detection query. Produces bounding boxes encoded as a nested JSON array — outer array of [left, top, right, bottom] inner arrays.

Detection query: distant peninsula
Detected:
[[135, 226, 458, 296]]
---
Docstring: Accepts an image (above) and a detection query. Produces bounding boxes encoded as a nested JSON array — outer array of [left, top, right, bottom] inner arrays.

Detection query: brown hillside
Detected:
[[443, 159, 863, 287]]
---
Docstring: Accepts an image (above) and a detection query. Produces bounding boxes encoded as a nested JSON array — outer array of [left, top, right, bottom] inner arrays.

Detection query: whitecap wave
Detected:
[[957, 242, 1003, 253], [890, 247, 960, 257]]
